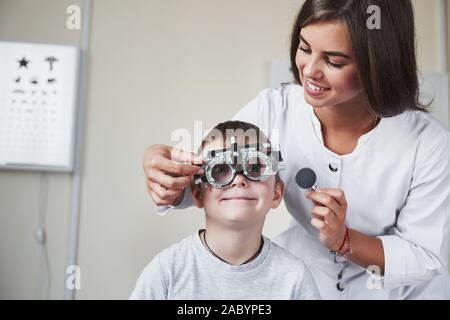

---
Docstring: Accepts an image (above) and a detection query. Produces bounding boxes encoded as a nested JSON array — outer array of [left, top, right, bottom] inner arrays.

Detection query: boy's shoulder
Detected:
[[131, 233, 198, 299], [156, 233, 196, 265], [266, 238, 311, 275], [264, 238, 320, 299], [138, 234, 193, 276]]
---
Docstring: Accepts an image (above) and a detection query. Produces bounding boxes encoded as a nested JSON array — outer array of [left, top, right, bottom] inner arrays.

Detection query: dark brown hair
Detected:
[[290, 0, 428, 117]]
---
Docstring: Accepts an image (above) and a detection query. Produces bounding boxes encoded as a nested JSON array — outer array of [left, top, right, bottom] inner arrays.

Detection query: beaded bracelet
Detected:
[[336, 226, 348, 252], [338, 227, 353, 258], [331, 226, 353, 259]]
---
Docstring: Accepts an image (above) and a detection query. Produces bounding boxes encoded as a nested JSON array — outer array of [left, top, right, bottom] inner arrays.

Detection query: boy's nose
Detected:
[[230, 173, 248, 188]]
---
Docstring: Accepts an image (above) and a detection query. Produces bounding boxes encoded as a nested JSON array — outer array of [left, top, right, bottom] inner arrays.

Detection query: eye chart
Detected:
[[0, 41, 79, 171]]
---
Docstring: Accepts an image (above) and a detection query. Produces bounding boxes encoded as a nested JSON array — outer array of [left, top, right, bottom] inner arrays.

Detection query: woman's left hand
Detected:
[[306, 188, 348, 251]]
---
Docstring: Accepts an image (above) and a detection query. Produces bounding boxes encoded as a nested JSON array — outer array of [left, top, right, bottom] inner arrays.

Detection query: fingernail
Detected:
[[198, 169, 204, 174], [305, 191, 311, 197]]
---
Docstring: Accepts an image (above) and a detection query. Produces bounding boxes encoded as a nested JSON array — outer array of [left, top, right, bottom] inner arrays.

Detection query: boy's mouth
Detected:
[[220, 196, 258, 202]]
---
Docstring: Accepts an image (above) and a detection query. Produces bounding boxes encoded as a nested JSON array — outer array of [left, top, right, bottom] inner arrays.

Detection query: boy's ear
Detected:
[[191, 182, 204, 208], [271, 179, 285, 209]]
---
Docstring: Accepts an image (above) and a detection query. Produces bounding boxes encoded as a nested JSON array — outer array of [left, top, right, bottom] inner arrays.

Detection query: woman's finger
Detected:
[[147, 189, 173, 206], [152, 153, 203, 176], [306, 191, 341, 215], [311, 206, 338, 225], [169, 147, 204, 165], [316, 188, 347, 207], [148, 180, 182, 200], [312, 213, 324, 221], [311, 217, 325, 230], [149, 168, 192, 190]]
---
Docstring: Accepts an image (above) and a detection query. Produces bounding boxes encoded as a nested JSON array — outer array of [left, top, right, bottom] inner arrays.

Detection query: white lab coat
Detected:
[[158, 83, 450, 299]]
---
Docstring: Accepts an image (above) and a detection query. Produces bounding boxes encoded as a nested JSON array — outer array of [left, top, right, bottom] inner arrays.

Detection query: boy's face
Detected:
[[191, 139, 284, 227]]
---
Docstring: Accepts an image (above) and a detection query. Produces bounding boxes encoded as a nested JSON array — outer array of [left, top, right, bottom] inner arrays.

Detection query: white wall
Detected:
[[0, 0, 448, 299]]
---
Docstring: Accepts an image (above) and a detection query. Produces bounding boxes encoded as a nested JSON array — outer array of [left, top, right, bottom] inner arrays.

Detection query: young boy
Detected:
[[130, 121, 319, 299]]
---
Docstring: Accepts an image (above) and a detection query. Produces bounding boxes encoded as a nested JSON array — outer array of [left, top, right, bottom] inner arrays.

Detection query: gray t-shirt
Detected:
[[130, 231, 320, 299]]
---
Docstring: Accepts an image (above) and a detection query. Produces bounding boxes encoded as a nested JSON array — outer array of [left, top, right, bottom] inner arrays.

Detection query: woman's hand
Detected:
[[143, 144, 204, 206], [306, 188, 348, 251]]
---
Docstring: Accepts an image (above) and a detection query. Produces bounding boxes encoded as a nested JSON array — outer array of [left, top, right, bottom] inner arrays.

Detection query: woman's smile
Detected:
[[304, 79, 331, 97]]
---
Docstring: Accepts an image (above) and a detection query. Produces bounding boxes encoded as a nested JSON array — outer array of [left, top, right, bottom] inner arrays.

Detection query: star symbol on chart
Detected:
[[18, 57, 30, 68]]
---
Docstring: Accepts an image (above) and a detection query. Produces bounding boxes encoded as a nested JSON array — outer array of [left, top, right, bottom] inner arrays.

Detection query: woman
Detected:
[[143, 0, 450, 299]]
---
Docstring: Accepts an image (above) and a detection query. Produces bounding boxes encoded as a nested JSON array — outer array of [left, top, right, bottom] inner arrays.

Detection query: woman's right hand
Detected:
[[143, 144, 204, 206]]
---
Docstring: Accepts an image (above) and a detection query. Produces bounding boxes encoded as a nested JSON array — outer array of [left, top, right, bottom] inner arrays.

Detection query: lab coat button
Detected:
[[336, 282, 346, 291], [329, 163, 339, 172]]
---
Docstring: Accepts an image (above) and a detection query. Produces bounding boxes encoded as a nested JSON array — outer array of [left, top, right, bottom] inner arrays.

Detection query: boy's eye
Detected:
[[215, 166, 227, 173], [245, 158, 267, 178], [211, 164, 232, 183]]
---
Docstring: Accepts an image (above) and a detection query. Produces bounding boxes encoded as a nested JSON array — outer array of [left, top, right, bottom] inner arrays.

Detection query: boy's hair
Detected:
[[198, 120, 281, 184]]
